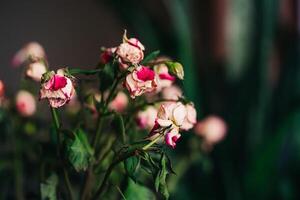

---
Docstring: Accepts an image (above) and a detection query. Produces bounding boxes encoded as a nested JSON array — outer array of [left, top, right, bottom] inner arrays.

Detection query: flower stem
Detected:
[[142, 134, 163, 150], [81, 110, 104, 200], [92, 136, 163, 199], [50, 107, 74, 200]]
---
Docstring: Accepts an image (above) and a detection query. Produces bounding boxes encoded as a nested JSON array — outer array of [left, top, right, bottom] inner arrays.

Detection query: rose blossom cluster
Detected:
[[100, 31, 197, 148], [35, 31, 197, 149]]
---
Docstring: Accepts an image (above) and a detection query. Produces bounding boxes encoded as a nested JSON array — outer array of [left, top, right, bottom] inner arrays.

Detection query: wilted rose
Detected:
[[124, 66, 157, 98], [156, 102, 187, 128], [16, 90, 36, 117], [116, 31, 145, 69], [39, 70, 75, 108]]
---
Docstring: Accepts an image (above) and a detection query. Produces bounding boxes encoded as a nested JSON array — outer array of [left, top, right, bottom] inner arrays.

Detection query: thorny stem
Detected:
[[50, 108, 74, 200]]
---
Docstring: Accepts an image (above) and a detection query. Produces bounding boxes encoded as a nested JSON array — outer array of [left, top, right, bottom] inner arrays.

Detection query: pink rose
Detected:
[[148, 102, 189, 148], [26, 61, 47, 82], [194, 116, 227, 145], [12, 42, 45, 67], [108, 91, 128, 112], [165, 127, 181, 148], [154, 64, 175, 91], [40, 71, 75, 108], [116, 32, 145, 69], [181, 104, 197, 131], [156, 102, 187, 128], [161, 85, 182, 101], [124, 66, 157, 98], [16, 90, 36, 117], [0, 80, 4, 97], [100, 47, 117, 64], [136, 106, 157, 130]]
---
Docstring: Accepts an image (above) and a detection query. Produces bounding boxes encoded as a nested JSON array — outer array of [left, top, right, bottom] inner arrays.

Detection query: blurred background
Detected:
[[0, 0, 299, 199]]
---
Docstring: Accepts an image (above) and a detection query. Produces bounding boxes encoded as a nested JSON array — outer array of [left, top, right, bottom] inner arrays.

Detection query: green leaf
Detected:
[[124, 156, 140, 182], [154, 154, 170, 200], [113, 113, 126, 143], [125, 179, 155, 200], [65, 129, 94, 172], [99, 63, 116, 92], [141, 50, 160, 65], [40, 173, 58, 200]]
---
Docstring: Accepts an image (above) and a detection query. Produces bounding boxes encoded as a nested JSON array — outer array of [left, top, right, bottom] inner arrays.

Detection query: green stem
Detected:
[[105, 76, 122, 107], [69, 68, 102, 75], [92, 136, 162, 199], [142, 134, 163, 150], [81, 113, 104, 200], [50, 108, 74, 200]]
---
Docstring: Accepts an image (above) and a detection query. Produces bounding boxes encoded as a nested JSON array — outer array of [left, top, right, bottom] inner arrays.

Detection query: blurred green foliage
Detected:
[[105, 0, 300, 199]]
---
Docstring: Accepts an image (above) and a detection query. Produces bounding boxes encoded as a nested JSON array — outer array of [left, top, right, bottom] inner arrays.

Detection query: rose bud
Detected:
[[0, 80, 5, 97], [161, 85, 182, 101], [116, 31, 145, 69], [165, 127, 181, 148], [100, 47, 117, 64], [108, 91, 128, 112], [16, 90, 36, 117], [194, 115, 227, 145], [12, 42, 45, 67], [181, 103, 197, 131], [136, 106, 157, 130], [26, 61, 47, 82], [124, 66, 157, 98], [166, 61, 184, 80], [154, 64, 176, 91], [39, 70, 75, 108]]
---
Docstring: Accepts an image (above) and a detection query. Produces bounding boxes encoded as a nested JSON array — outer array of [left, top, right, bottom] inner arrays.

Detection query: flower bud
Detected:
[[166, 61, 184, 80]]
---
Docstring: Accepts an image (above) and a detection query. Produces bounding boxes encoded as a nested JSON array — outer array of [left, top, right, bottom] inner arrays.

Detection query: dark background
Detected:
[[1, 0, 300, 199]]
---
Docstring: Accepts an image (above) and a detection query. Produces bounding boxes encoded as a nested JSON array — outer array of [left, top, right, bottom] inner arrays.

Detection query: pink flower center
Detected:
[[52, 75, 67, 90], [136, 67, 155, 81], [159, 73, 176, 81]]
